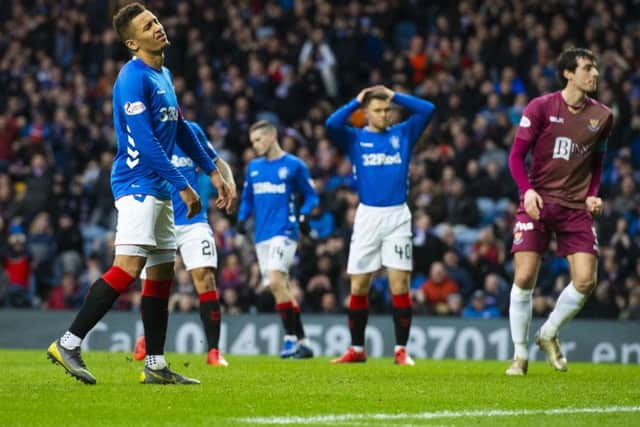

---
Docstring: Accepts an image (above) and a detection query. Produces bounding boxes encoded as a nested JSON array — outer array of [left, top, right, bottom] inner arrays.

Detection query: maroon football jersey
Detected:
[[515, 91, 613, 209]]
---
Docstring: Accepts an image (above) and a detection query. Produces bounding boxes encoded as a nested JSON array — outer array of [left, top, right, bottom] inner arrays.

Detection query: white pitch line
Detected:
[[235, 406, 640, 425]]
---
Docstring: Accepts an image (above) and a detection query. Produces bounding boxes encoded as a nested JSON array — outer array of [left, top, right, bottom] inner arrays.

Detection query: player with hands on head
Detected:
[[237, 120, 319, 359], [325, 84, 435, 365], [506, 47, 613, 376]]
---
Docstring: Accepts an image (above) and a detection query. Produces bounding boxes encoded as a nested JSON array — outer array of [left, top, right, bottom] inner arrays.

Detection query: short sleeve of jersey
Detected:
[[515, 97, 545, 142]]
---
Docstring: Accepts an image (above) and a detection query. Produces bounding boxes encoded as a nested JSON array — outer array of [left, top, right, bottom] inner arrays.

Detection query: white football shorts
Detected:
[[114, 194, 176, 250], [347, 203, 413, 274], [255, 236, 298, 284], [176, 222, 218, 271]]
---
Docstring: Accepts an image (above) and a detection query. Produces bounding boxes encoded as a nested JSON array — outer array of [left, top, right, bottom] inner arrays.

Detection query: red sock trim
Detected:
[[392, 293, 412, 309], [276, 301, 293, 311], [142, 279, 172, 299], [101, 266, 135, 293], [199, 290, 219, 302], [349, 294, 369, 310]]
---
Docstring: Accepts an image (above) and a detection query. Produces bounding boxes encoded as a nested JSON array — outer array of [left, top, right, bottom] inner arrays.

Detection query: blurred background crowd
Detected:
[[1, 0, 639, 321]]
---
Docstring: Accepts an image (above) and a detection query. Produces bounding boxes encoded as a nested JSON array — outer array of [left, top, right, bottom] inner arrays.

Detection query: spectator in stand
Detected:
[[418, 261, 460, 315], [2, 224, 32, 307], [462, 290, 501, 319]]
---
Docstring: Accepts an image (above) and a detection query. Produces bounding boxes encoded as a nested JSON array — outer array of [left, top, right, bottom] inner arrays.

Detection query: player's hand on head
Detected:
[[524, 188, 543, 221], [356, 88, 370, 104], [372, 84, 394, 98], [179, 185, 201, 219], [586, 196, 603, 215]]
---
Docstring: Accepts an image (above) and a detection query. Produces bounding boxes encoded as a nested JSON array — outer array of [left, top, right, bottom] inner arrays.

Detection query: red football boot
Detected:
[[133, 336, 146, 361], [331, 347, 367, 364]]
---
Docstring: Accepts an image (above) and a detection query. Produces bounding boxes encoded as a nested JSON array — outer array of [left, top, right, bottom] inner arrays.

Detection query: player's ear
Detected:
[[563, 68, 573, 82], [125, 39, 139, 52]]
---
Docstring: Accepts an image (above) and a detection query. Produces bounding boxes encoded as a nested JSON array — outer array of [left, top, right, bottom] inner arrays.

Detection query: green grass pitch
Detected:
[[0, 350, 638, 426]]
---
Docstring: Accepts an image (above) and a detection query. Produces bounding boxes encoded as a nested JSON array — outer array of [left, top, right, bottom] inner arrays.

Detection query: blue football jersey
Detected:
[[111, 58, 215, 201], [172, 121, 218, 226], [325, 93, 435, 206], [238, 154, 319, 243]]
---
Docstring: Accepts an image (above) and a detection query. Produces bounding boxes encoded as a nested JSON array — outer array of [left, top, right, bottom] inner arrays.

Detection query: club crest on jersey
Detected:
[[587, 119, 600, 132], [513, 232, 524, 245], [278, 167, 289, 180], [390, 135, 400, 150]]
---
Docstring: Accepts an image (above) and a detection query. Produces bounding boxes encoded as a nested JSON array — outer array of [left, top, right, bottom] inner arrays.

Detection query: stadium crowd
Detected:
[[1, 0, 639, 321]]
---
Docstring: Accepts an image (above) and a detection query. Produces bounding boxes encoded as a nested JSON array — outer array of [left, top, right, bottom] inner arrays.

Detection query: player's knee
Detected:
[[191, 267, 216, 292], [572, 276, 596, 294], [513, 271, 537, 289], [114, 246, 151, 277], [388, 271, 411, 294], [350, 277, 371, 295]]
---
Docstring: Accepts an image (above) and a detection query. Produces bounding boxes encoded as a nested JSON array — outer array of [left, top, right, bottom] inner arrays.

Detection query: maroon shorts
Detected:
[[511, 202, 598, 257]]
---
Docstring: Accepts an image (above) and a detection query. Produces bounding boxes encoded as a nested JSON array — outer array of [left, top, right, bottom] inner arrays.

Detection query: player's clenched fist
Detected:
[[585, 196, 602, 214]]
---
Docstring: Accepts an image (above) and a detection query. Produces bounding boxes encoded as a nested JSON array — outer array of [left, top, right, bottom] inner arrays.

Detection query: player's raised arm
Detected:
[[391, 92, 436, 144], [119, 74, 188, 192], [325, 97, 360, 150]]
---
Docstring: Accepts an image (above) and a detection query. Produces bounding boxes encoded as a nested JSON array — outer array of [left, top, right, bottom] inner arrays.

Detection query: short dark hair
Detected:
[[249, 120, 277, 135], [556, 47, 597, 87], [113, 2, 147, 42], [362, 91, 391, 108]]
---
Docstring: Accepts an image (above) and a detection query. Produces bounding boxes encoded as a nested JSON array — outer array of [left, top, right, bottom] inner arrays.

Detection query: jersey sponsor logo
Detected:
[[359, 142, 374, 147], [390, 135, 400, 150], [588, 119, 601, 132], [514, 221, 534, 231], [361, 152, 402, 166], [552, 136, 588, 160], [519, 116, 531, 128], [553, 137, 572, 160], [253, 182, 286, 194], [251, 170, 259, 177], [171, 155, 194, 168], [278, 166, 289, 180], [550, 116, 564, 123], [124, 101, 146, 115]]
